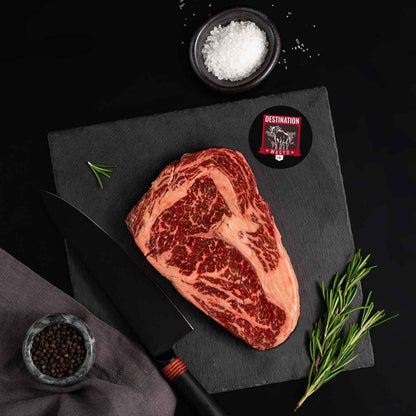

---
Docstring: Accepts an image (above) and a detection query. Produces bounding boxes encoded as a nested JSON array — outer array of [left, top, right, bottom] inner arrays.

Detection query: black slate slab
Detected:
[[48, 87, 374, 393]]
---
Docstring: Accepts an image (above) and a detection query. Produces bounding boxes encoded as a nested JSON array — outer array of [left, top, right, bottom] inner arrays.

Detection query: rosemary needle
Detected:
[[87, 161, 117, 189], [295, 250, 398, 411]]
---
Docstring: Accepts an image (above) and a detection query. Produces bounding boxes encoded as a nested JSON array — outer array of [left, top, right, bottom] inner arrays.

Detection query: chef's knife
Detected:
[[41, 191, 228, 416]]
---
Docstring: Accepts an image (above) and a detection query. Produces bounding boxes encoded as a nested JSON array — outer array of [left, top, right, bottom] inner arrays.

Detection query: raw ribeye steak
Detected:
[[126, 148, 299, 350]]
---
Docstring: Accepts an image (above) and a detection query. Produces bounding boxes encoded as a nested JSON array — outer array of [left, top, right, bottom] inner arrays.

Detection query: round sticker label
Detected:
[[249, 106, 312, 169]]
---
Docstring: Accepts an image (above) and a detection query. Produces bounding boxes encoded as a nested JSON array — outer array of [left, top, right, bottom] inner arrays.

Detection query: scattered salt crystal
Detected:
[[202, 20, 268, 81]]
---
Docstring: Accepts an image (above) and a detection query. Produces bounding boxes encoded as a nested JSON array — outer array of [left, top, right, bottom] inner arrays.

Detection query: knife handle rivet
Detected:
[[162, 357, 188, 382]]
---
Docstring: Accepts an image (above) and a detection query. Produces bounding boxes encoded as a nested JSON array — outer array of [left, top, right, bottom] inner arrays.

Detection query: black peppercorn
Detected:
[[30, 324, 86, 378]]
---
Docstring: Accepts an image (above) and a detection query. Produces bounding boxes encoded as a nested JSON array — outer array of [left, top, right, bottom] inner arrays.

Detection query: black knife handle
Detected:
[[161, 357, 228, 416]]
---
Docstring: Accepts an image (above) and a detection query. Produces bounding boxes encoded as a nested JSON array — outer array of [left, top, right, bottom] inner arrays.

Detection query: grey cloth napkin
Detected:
[[0, 248, 176, 416]]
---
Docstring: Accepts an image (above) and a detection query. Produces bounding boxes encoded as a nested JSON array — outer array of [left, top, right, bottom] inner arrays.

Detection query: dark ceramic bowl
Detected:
[[22, 313, 95, 386], [189, 7, 281, 93]]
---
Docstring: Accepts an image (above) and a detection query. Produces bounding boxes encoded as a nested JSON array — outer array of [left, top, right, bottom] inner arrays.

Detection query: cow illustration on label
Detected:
[[259, 114, 302, 161]]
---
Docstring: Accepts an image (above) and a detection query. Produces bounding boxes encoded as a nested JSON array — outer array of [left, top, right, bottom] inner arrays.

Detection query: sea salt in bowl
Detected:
[[189, 7, 281, 93]]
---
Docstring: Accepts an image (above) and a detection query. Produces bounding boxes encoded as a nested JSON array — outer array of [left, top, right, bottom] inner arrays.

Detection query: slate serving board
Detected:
[[48, 87, 374, 393]]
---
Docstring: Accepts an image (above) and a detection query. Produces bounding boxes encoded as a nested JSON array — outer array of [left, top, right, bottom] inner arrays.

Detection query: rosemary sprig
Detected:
[[295, 250, 398, 411], [87, 161, 117, 189]]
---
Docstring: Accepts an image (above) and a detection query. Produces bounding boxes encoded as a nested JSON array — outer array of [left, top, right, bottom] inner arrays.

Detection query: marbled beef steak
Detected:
[[126, 148, 299, 350]]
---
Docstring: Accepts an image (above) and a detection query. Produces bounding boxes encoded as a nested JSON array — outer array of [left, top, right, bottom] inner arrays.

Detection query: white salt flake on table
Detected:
[[202, 20, 268, 82]]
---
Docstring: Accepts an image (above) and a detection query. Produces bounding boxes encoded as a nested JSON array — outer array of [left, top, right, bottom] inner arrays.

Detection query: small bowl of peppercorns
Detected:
[[22, 313, 96, 386]]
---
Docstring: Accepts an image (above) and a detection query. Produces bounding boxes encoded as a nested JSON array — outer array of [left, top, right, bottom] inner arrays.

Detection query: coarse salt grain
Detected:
[[202, 20, 268, 82]]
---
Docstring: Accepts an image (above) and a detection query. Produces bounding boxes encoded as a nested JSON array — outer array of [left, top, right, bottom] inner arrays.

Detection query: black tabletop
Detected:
[[1, 1, 414, 415]]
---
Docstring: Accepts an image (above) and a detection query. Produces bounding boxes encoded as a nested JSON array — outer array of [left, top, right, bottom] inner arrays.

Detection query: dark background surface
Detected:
[[0, 1, 414, 415]]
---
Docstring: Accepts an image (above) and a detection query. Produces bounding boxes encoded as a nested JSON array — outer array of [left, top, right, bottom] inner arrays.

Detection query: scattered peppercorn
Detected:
[[30, 324, 86, 378]]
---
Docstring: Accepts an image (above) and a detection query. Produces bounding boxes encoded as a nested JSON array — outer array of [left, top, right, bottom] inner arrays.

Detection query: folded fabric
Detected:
[[0, 248, 176, 416]]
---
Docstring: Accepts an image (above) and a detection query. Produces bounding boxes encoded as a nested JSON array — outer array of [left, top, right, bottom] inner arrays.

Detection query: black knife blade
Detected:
[[41, 191, 228, 416], [41, 190, 193, 358]]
